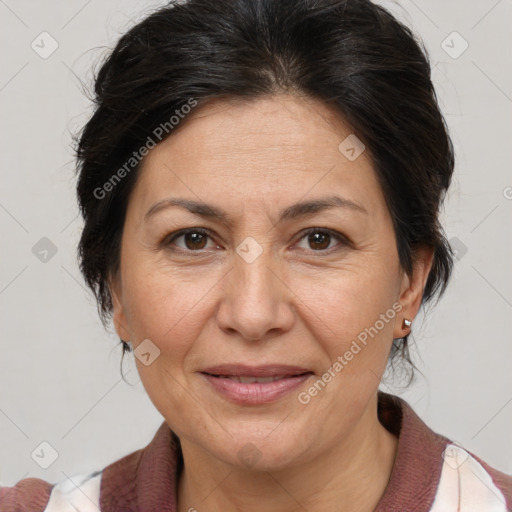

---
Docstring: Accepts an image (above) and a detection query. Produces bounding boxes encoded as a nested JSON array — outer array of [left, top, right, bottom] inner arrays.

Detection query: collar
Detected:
[[375, 392, 449, 511]]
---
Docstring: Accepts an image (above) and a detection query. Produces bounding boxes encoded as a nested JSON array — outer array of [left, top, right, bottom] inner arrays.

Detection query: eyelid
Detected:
[[164, 227, 351, 254]]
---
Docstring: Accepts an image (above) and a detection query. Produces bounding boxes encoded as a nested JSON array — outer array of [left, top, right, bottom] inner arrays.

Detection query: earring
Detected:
[[402, 318, 412, 330]]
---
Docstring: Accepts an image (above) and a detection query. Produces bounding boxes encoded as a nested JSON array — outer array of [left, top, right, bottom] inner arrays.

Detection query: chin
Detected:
[[211, 430, 311, 472]]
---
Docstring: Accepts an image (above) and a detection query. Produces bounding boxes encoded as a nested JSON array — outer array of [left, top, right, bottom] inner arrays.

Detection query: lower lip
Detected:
[[200, 373, 313, 405]]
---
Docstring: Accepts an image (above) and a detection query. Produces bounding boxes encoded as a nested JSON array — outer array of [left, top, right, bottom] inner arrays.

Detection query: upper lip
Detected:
[[200, 364, 313, 377]]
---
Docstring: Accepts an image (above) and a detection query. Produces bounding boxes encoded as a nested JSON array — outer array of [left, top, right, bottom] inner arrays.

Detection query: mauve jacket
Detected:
[[1, 393, 511, 511]]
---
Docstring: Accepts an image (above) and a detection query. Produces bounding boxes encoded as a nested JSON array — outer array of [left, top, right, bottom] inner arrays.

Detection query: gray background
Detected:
[[0, 0, 511, 487]]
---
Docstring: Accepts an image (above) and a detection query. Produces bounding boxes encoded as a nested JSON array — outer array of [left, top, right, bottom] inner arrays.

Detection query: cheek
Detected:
[[290, 259, 400, 354], [122, 269, 217, 421], [292, 271, 400, 426], [122, 264, 221, 355]]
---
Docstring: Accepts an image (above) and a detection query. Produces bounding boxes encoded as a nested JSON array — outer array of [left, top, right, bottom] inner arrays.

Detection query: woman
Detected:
[[1, 0, 510, 510]]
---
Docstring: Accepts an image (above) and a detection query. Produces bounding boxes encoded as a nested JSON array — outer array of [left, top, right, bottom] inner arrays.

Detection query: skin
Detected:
[[111, 93, 433, 512]]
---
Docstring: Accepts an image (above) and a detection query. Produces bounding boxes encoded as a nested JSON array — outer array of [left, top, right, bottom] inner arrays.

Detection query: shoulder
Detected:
[[377, 392, 512, 511], [452, 444, 511, 509], [0, 477, 54, 512], [0, 471, 102, 512], [0, 447, 144, 512], [0, 430, 154, 512], [430, 442, 512, 511]]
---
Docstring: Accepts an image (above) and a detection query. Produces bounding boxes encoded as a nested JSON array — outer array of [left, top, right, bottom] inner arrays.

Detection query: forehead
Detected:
[[129, 94, 383, 220]]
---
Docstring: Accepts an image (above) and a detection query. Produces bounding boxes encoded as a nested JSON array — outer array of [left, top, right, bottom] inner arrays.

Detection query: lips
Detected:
[[201, 364, 312, 378], [211, 375, 291, 383], [199, 364, 314, 404]]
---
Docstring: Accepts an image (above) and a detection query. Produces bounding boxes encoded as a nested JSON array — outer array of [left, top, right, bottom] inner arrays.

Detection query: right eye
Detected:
[[165, 228, 219, 252]]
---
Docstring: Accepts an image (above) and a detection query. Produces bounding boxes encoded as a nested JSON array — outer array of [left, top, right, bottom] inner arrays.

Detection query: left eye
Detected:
[[295, 228, 346, 252]]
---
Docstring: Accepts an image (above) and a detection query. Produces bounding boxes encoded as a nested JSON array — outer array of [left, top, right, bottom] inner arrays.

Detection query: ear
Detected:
[[393, 244, 434, 338], [109, 271, 132, 342]]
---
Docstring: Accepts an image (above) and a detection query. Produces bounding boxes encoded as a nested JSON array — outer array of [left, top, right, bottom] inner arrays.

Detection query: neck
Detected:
[[177, 393, 398, 512]]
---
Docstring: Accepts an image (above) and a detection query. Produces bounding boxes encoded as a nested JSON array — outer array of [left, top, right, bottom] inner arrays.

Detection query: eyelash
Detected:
[[163, 227, 350, 256]]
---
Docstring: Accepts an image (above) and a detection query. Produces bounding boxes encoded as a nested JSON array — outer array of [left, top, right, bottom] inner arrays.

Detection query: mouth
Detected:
[[204, 374, 307, 383], [199, 365, 314, 404]]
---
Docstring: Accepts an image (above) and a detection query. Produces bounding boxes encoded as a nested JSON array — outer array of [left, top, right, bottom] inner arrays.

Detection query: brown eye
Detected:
[[166, 228, 214, 252], [295, 228, 347, 253], [308, 231, 331, 250], [183, 231, 208, 250]]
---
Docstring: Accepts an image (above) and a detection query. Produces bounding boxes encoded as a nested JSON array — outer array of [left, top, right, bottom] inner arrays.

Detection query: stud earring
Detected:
[[402, 318, 412, 330]]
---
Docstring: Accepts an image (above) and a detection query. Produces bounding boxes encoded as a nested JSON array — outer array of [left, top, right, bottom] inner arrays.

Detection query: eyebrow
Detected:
[[144, 195, 368, 226]]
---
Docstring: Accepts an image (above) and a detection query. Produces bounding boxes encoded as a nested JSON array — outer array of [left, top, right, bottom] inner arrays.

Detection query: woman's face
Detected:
[[112, 94, 428, 471]]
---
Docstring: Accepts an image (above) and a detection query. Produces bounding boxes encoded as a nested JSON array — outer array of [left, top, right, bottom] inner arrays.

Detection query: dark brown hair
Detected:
[[75, 0, 455, 373]]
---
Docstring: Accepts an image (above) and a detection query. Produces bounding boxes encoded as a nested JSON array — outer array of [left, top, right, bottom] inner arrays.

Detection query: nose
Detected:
[[216, 246, 295, 342]]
